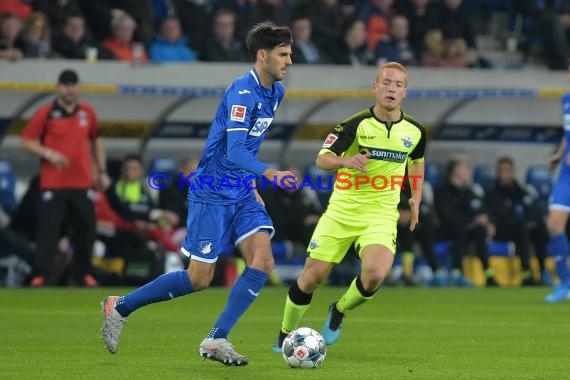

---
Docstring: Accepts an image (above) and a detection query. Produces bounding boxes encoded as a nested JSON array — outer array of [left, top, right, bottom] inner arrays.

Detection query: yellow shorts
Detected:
[[307, 212, 398, 264]]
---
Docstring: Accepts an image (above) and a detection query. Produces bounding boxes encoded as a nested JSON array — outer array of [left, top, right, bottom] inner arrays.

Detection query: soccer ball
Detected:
[[282, 327, 326, 368]]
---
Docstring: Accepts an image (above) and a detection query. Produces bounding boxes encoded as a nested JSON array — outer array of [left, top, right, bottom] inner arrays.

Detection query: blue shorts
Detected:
[[550, 175, 570, 211], [180, 198, 274, 263]]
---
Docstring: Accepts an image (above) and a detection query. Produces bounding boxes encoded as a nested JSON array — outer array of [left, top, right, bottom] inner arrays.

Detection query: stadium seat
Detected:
[[525, 165, 552, 215], [424, 163, 443, 188], [473, 164, 497, 191], [526, 165, 552, 197], [488, 241, 515, 257], [0, 160, 17, 215], [434, 240, 514, 259], [0, 160, 15, 194], [147, 156, 178, 178], [433, 240, 515, 286]]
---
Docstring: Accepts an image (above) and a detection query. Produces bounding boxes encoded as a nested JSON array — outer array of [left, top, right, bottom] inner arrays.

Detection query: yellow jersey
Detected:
[[319, 107, 426, 222]]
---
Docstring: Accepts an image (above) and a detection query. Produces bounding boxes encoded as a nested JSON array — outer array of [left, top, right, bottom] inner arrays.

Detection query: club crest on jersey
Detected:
[[200, 241, 213, 255], [79, 110, 88, 127], [230, 105, 246, 122], [309, 240, 319, 249], [322, 134, 338, 148], [402, 136, 413, 148], [250, 118, 273, 136], [42, 190, 53, 202]]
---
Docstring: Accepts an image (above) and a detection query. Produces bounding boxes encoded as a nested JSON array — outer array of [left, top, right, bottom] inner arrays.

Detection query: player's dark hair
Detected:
[[246, 22, 292, 62], [340, 16, 362, 39], [122, 153, 143, 164], [497, 156, 514, 167], [446, 158, 468, 179]]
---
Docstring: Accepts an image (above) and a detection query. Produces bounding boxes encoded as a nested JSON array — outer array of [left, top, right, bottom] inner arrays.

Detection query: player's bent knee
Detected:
[[189, 275, 212, 291], [250, 255, 274, 273], [187, 267, 214, 290], [361, 269, 387, 291]]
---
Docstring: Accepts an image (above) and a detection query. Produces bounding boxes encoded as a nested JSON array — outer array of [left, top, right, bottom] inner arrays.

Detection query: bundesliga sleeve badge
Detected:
[[230, 105, 247, 123], [322, 134, 338, 148]]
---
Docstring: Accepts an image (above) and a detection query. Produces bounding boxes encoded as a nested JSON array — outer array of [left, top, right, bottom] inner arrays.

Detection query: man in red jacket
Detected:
[[21, 69, 109, 287]]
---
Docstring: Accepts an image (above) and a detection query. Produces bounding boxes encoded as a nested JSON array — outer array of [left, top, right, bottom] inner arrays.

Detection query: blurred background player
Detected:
[[396, 179, 442, 286], [21, 69, 109, 287], [273, 62, 426, 350], [100, 23, 296, 366], [485, 157, 546, 286], [544, 63, 570, 303], [435, 158, 498, 287]]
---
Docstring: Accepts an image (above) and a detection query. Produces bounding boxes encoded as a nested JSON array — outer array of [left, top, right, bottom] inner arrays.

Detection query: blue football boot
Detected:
[[321, 302, 344, 345]]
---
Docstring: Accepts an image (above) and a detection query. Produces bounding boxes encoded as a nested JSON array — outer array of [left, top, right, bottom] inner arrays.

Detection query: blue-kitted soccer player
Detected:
[[100, 23, 296, 365], [545, 64, 570, 303]]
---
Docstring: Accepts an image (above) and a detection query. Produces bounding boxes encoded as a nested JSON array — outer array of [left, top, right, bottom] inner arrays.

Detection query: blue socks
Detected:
[[547, 234, 570, 287], [113, 266, 268, 341], [115, 270, 194, 317], [207, 267, 268, 339]]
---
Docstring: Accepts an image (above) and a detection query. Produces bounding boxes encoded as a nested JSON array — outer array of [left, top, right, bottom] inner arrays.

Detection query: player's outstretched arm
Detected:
[[262, 167, 297, 190], [316, 152, 368, 173]]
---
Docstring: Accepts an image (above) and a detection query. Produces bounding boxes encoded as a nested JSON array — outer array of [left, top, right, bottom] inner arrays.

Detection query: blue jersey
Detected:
[[561, 93, 570, 178], [189, 68, 285, 204]]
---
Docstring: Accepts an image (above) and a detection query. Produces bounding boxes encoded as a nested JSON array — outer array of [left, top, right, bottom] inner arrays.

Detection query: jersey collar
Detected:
[[369, 108, 404, 125], [250, 68, 276, 96], [53, 99, 79, 117], [249, 68, 261, 86]]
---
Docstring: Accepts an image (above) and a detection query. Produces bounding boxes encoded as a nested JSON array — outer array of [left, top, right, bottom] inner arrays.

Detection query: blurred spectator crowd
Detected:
[[0, 0, 568, 69]]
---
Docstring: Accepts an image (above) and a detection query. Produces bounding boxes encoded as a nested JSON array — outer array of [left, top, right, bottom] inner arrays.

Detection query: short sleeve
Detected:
[[84, 104, 99, 140], [225, 85, 256, 132], [319, 118, 360, 156], [408, 125, 426, 163], [21, 106, 50, 140]]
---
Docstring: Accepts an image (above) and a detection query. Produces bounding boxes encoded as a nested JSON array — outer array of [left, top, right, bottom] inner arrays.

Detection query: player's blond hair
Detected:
[[375, 62, 408, 87]]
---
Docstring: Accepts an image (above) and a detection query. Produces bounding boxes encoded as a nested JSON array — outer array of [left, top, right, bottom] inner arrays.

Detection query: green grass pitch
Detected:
[[1, 287, 570, 379]]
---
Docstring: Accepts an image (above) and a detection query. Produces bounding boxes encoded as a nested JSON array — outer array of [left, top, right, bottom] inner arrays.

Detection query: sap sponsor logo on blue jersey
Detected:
[[250, 118, 273, 137]]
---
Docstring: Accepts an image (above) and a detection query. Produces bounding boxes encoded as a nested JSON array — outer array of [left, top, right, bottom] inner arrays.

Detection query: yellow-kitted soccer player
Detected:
[[273, 62, 426, 350]]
